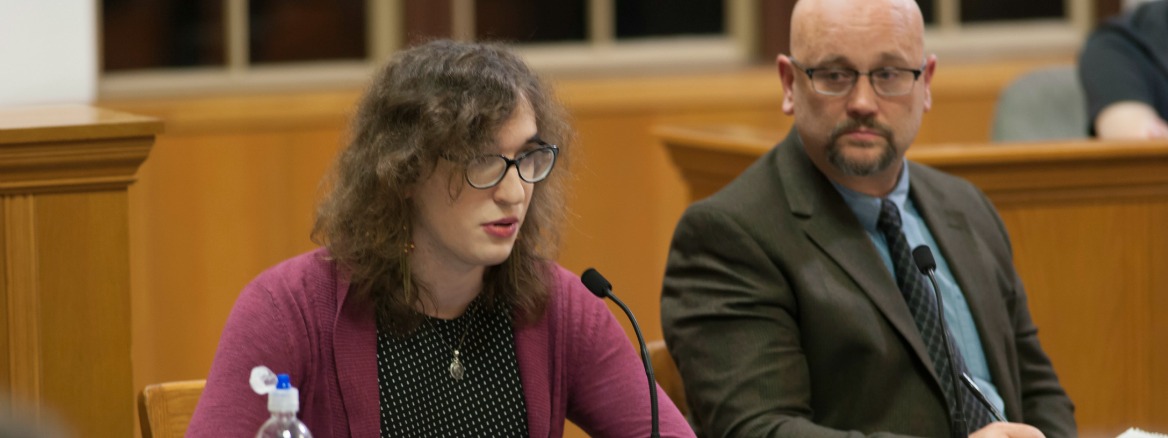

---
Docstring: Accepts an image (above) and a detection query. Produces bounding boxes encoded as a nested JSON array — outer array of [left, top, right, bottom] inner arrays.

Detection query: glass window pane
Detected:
[[475, 0, 587, 43], [961, 0, 1064, 23], [249, 0, 367, 64], [102, 0, 225, 71], [915, 0, 936, 25], [615, 0, 724, 39]]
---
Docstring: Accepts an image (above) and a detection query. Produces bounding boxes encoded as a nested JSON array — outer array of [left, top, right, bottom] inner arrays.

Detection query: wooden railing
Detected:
[[0, 105, 159, 437], [659, 123, 1168, 437]]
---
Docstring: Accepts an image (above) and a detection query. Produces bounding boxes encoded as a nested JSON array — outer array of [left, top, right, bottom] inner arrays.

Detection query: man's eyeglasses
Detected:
[[462, 141, 559, 189], [790, 58, 925, 97]]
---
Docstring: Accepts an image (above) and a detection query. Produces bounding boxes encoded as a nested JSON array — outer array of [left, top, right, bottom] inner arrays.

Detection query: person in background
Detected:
[[188, 39, 693, 438], [661, 0, 1076, 436], [0, 397, 71, 438], [1079, 0, 1168, 139]]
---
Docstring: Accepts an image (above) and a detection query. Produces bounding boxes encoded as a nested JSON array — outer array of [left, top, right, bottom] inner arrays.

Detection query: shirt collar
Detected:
[[830, 160, 911, 232]]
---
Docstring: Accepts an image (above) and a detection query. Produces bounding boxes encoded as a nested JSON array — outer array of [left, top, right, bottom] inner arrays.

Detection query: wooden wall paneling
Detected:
[[3, 195, 39, 408], [0, 198, 7, 394], [0, 106, 158, 437], [127, 124, 345, 393], [558, 111, 717, 342], [37, 190, 134, 436], [558, 113, 665, 339], [554, 68, 791, 343], [658, 123, 1168, 435], [998, 202, 1155, 436], [1152, 204, 1168, 424]]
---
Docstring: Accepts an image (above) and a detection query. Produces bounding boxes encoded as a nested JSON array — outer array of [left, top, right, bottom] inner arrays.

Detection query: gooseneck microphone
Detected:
[[961, 374, 1006, 423], [912, 245, 969, 437], [581, 268, 660, 438], [912, 246, 1006, 436]]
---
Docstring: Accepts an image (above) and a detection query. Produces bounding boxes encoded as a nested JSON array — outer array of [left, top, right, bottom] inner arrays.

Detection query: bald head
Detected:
[[777, 0, 936, 196], [790, 0, 925, 62]]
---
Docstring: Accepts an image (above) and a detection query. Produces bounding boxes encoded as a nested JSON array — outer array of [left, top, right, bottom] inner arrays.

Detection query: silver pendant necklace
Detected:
[[449, 349, 465, 380], [424, 300, 480, 381]]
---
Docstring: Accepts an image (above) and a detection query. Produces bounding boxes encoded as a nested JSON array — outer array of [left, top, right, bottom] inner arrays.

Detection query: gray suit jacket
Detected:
[[661, 132, 1076, 437]]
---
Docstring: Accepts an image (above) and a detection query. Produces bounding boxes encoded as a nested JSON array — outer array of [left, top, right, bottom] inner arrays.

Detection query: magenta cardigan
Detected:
[[188, 248, 693, 437]]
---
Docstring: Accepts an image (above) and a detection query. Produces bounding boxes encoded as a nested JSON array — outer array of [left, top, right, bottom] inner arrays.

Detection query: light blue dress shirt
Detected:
[[830, 161, 1006, 415]]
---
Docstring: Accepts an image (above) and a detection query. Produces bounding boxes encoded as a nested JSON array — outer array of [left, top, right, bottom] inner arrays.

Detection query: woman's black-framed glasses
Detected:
[[790, 58, 924, 97], [463, 141, 559, 189]]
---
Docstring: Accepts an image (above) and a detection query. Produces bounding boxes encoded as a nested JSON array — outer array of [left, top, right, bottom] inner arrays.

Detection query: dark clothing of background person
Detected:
[[1079, 0, 1168, 135]]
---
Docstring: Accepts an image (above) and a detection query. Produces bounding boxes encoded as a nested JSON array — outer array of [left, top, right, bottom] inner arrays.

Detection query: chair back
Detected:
[[991, 65, 1088, 141], [138, 380, 205, 438], [648, 339, 688, 417]]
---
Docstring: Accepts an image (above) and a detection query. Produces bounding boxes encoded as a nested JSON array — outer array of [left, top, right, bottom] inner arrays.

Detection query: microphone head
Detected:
[[580, 268, 612, 299], [911, 245, 937, 273]]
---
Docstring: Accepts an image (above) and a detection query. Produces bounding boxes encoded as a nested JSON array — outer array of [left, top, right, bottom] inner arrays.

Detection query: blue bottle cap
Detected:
[[276, 373, 291, 390]]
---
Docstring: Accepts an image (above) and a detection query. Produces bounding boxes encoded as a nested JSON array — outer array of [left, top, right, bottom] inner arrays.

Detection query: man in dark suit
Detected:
[[660, 0, 1077, 436]]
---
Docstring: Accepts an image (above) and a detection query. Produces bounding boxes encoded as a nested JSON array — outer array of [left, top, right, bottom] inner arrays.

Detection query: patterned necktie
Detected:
[[876, 198, 995, 435]]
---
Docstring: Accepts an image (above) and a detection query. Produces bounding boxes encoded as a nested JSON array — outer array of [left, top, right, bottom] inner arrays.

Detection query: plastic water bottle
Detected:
[[251, 367, 313, 438]]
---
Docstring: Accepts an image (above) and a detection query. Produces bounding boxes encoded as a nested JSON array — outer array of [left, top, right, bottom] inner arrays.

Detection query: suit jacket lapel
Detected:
[[776, 134, 939, 381], [908, 165, 1016, 407]]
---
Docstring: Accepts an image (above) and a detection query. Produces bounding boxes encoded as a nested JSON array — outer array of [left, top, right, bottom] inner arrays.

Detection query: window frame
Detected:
[[99, 0, 754, 98], [98, 0, 1097, 99], [915, 0, 1091, 61]]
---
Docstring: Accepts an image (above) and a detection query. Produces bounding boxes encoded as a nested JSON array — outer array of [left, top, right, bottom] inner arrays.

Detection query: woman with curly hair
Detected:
[[188, 40, 693, 437]]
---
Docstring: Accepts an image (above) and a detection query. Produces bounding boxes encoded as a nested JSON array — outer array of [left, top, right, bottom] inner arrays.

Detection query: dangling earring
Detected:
[[400, 220, 416, 302], [401, 250, 414, 301]]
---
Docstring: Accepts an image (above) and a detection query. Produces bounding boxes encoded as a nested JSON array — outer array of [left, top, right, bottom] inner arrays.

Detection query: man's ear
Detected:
[[921, 54, 937, 112], [777, 54, 797, 115]]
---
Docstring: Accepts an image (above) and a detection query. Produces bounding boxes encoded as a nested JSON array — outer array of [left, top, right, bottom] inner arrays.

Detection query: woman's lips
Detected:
[[483, 219, 519, 238]]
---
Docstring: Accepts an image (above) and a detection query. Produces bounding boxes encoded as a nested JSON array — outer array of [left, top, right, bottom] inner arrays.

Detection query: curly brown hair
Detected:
[[312, 40, 573, 335]]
